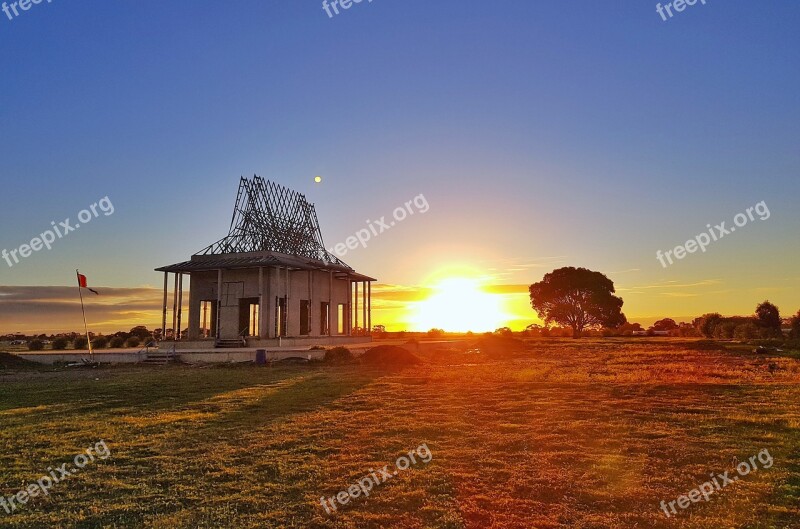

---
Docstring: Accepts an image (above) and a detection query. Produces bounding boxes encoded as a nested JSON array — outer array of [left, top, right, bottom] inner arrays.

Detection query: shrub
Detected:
[[694, 313, 724, 337], [324, 346, 355, 364], [128, 326, 152, 341], [360, 345, 421, 366], [791, 311, 800, 339], [733, 323, 760, 341], [73, 337, 88, 350], [713, 321, 737, 340], [92, 337, 108, 349], [758, 327, 783, 340], [28, 340, 44, 351], [493, 327, 512, 338], [109, 337, 126, 348], [51, 338, 69, 350], [125, 337, 141, 348]]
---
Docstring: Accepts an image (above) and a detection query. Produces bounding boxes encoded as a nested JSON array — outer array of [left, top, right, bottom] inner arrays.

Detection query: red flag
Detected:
[[77, 273, 99, 295]]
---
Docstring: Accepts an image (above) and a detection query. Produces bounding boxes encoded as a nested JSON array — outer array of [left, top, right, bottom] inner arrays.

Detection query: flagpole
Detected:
[[76, 269, 94, 360]]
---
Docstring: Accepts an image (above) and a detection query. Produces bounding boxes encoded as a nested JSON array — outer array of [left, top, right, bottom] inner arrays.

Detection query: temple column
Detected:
[[216, 269, 222, 340], [308, 269, 313, 336], [172, 274, 179, 340], [176, 273, 183, 341], [346, 280, 352, 336], [258, 267, 264, 338], [284, 267, 290, 336], [362, 281, 367, 336], [161, 272, 168, 341]]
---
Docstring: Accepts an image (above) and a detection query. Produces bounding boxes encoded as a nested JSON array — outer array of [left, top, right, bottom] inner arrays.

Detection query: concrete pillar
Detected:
[[284, 267, 290, 337], [216, 269, 222, 340], [176, 274, 183, 341], [328, 271, 333, 336], [161, 272, 168, 341], [172, 274, 179, 340], [362, 281, 366, 336], [347, 280, 352, 336], [258, 267, 264, 338]]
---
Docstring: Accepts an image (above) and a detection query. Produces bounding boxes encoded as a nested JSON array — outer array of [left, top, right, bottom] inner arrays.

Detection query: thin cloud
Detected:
[[0, 285, 171, 334]]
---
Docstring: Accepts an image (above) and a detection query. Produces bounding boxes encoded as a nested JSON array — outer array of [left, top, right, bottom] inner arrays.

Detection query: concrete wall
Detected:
[[186, 267, 354, 340], [17, 351, 147, 364], [15, 349, 329, 365], [169, 335, 372, 350]]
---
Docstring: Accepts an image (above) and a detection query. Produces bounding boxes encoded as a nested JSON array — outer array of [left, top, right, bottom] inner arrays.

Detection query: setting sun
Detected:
[[408, 277, 509, 332]]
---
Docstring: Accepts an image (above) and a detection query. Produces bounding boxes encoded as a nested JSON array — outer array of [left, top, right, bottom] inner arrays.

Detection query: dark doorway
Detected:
[[238, 297, 259, 337], [200, 300, 217, 338], [320, 302, 330, 335], [300, 300, 311, 335]]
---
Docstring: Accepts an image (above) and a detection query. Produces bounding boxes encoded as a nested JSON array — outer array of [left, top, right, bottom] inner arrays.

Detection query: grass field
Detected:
[[1, 339, 799, 528]]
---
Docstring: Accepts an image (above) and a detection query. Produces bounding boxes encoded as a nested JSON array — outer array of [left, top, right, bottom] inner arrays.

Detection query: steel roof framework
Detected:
[[197, 176, 347, 267]]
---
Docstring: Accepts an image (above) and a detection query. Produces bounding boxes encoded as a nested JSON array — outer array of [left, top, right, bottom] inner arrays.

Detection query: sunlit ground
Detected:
[[1, 339, 799, 528]]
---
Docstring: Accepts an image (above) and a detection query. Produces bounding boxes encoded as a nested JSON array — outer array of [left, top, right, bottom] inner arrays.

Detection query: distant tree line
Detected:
[[694, 301, 799, 340], [24, 326, 163, 351], [528, 267, 800, 342]]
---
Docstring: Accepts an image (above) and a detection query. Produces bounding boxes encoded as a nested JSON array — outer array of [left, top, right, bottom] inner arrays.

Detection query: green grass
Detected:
[[1, 340, 799, 528]]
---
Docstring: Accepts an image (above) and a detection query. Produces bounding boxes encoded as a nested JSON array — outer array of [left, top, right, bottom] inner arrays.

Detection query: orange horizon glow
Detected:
[[3, 274, 795, 335], [406, 276, 515, 333]]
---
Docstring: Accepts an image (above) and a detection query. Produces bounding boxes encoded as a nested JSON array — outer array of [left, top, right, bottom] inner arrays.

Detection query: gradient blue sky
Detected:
[[1, 0, 798, 332]]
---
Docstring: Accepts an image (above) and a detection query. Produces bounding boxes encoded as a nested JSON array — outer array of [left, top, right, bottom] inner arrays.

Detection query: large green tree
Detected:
[[529, 267, 626, 339]]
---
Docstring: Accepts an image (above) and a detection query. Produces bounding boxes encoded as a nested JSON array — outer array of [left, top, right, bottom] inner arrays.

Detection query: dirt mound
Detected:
[[323, 347, 356, 364], [0, 352, 41, 370], [360, 345, 421, 366]]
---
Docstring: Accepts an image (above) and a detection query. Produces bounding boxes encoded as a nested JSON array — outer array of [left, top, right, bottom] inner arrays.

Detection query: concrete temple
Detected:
[[156, 176, 375, 349]]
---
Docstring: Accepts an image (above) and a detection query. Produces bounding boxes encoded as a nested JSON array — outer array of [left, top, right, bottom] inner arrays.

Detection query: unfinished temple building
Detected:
[[156, 176, 375, 348]]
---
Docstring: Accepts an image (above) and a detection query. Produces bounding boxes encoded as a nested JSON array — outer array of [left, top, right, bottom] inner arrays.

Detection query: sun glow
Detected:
[[409, 277, 509, 332]]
